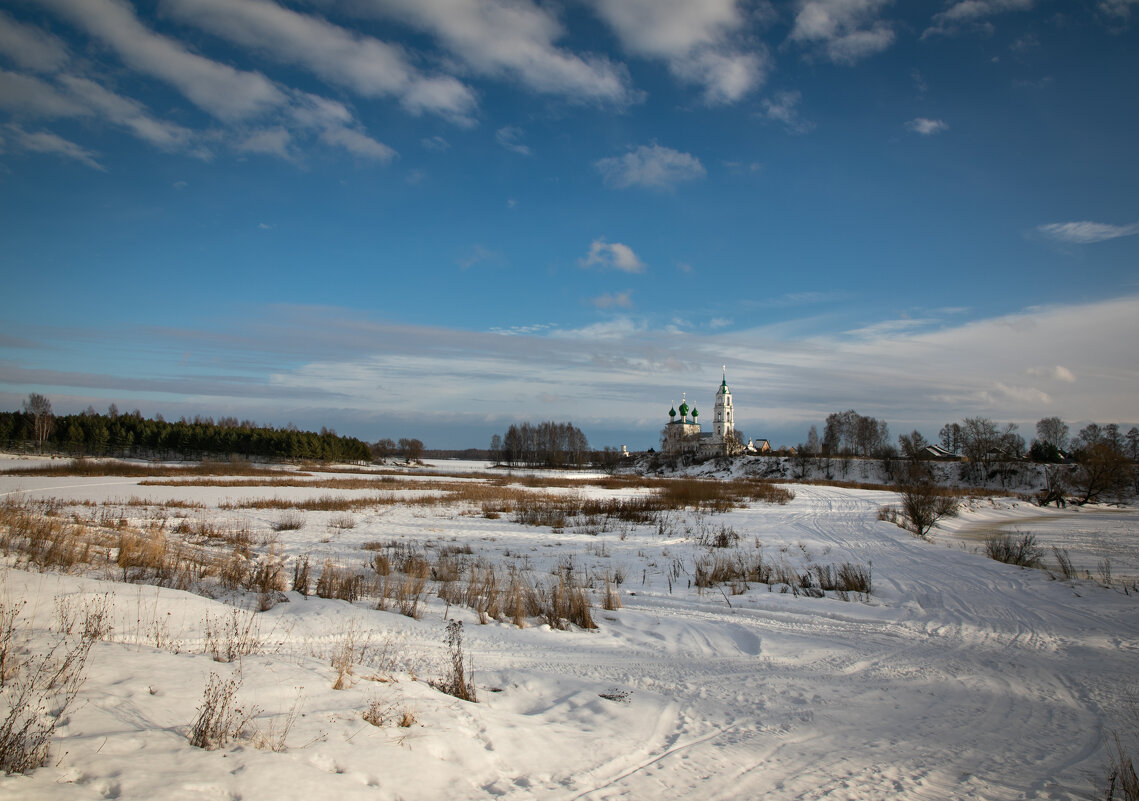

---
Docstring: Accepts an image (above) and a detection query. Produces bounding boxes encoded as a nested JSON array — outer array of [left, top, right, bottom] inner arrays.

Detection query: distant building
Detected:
[[660, 368, 746, 458]]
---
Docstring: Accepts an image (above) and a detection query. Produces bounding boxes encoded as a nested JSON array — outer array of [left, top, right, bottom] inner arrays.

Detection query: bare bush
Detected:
[[431, 620, 476, 702], [985, 532, 1044, 568], [202, 608, 262, 663], [697, 523, 740, 548], [189, 673, 258, 750], [898, 482, 960, 539], [1052, 547, 1076, 580], [1, 597, 103, 774], [329, 514, 356, 530], [272, 511, 305, 531], [330, 621, 370, 690]]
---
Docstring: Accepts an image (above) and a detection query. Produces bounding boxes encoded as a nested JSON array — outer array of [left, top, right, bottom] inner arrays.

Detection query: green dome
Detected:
[[692, 407, 699, 418], [668, 406, 676, 417], [678, 401, 689, 417]]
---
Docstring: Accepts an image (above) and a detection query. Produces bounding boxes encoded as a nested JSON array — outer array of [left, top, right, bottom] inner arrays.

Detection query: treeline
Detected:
[[795, 410, 1138, 500], [491, 421, 591, 468], [2, 399, 371, 463]]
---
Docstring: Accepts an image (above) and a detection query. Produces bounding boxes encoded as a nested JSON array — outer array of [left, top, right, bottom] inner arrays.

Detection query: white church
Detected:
[[660, 368, 763, 458]]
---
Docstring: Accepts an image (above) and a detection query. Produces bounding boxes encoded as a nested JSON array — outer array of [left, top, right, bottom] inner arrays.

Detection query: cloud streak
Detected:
[[4, 297, 1137, 447], [1037, 220, 1139, 244]]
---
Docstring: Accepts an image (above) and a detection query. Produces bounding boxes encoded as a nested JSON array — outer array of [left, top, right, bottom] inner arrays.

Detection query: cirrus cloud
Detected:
[[1037, 220, 1139, 244]]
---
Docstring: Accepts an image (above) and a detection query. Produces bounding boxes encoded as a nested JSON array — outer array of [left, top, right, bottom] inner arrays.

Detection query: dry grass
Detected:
[[271, 511, 305, 531], [221, 494, 405, 512], [202, 608, 263, 663], [693, 546, 871, 601], [314, 561, 366, 604], [362, 694, 417, 728]]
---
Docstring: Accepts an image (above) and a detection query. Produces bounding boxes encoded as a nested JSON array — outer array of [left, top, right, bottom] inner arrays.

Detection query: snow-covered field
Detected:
[[1, 457, 1137, 800]]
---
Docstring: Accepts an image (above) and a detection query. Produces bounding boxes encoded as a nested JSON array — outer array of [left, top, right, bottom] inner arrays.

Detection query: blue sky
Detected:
[[1, 0, 1137, 451]]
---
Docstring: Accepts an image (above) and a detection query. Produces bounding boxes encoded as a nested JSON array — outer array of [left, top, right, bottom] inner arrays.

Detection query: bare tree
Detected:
[[23, 393, 54, 453], [1035, 417, 1069, 451], [898, 430, 930, 461], [938, 422, 963, 454], [899, 481, 960, 539], [1072, 442, 1134, 505], [805, 425, 820, 456], [398, 438, 424, 463]]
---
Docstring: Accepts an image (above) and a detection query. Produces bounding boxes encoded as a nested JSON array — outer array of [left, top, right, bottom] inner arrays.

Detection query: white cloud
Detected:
[[587, 0, 767, 103], [495, 126, 532, 156], [351, 0, 634, 105], [159, 0, 477, 123], [421, 135, 450, 152], [1099, 0, 1139, 20], [0, 10, 71, 73], [39, 0, 285, 122], [59, 75, 196, 152], [790, 0, 896, 65], [1037, 220, 1139, 244], [9, 125, 105, 170], [319, 126, 396, 162], [0, 69, 88, 117], [923, 0, 1034, 38], [1027, 365, 1076, 383], [10, 297, 1139, 447], [581, 239, 646, 273], [595, 143, 705, 190], [591, 290, 634, 309], [237, 127, 292, 159], [905, 117, 948, 135], [760, 90, 815, 134]]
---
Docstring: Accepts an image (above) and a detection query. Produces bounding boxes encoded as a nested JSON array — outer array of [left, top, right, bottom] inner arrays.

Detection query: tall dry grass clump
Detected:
[[314, 561, 366, 604]]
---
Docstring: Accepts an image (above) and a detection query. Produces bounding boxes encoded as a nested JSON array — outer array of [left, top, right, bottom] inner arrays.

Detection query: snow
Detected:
[[2, 459, 1137, 800]]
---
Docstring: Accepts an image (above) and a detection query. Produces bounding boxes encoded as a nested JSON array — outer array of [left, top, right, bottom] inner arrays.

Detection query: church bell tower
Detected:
[[713, 366, 733, 443]]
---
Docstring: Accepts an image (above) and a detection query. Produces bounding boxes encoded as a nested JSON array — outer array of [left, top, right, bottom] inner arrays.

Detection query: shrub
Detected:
[[985, 532, 1044, 568], [431, 620, 476, 702], [0, 597, 101, 774], [189, 673, 258, 750], [202, 608, 262, 663], [898, 482, 960, 539], [1052, 547, 1076, 580], [271, 511, 305, 531]]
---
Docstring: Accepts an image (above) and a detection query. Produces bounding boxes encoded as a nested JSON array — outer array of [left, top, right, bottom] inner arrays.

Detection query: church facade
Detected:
[[660, 369, 745, 458]]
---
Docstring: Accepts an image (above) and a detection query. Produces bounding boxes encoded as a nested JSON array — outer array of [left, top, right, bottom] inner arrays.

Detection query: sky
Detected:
[[1, 0, 1137, 451]]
